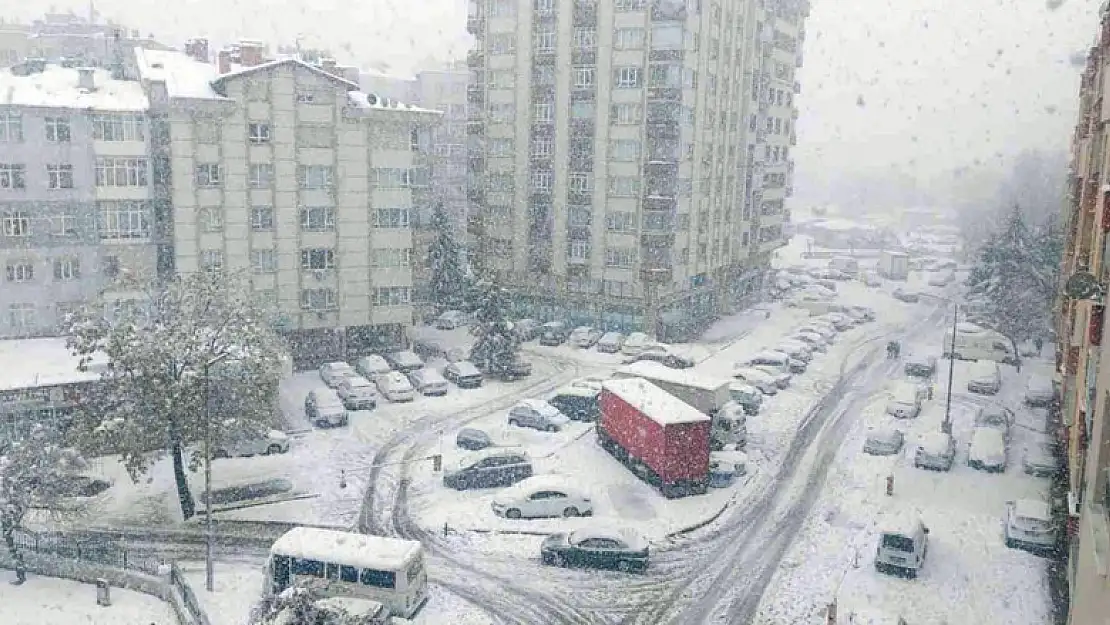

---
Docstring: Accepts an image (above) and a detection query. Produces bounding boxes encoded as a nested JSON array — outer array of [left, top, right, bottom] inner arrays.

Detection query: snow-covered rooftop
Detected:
[[0, 65, 148, 111], [133, 47, 225, 100], [0, 337, 106, 392], [602, 378, 710, 425], [269, 527, 421, 570]]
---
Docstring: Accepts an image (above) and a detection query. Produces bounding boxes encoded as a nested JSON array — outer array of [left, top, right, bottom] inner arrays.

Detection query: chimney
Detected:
[[184, 38, 209, 63], [217, 50, 231, 74], [321, 58, 338, 72], [77, 67, 95, 91], [238, 40, 264, 67]]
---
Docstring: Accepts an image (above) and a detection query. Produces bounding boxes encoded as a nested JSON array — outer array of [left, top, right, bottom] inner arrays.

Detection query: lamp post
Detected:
[[943, 304, 958, 435], [203, 352, 229, 592]]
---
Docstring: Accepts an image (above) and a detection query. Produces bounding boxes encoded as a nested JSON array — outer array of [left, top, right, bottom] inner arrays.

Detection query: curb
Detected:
[[663, 470, 758, 541]]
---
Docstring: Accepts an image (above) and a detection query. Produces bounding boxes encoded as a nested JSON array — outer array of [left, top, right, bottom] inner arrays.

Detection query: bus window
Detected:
[[271, 555, 291, 591], [340, 565, 359, 583], [292, 558, 324, 577], [325, 563, 341, 580], [360, 568, 396, 589]]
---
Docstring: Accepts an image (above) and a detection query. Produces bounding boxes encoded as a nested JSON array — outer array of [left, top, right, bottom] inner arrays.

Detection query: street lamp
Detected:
[[203, 352, 230, 592], [943, 304, 958, 435]]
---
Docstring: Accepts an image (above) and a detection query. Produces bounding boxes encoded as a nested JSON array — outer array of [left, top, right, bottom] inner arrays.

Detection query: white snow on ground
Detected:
[[180, 561, 265, 625], [753, 334, 1056, 625], [0, 574, 176, 625]]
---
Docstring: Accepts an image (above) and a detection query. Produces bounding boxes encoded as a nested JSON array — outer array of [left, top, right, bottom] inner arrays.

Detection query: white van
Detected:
[[376, 371, 416, 402], [408, 368, 450, 397], [967, 360, 1002, 395], [748, 350, 805, 375], [874, 513, 930, 579], [356, 354, 392, 379], [943, 323, 1016, 364], [885, 381, 925, 419]]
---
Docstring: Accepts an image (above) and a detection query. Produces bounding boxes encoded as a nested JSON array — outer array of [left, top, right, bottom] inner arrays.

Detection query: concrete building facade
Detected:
[[465, 0, 806, 340]]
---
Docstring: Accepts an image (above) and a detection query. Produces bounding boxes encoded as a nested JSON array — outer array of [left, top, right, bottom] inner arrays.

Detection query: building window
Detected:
[[300, 248, 336, 270], [300, 206, 335, 231], [98, 201, 149, 240], [46, 164, 74, 189], [373, 208, 411, 228], [488, 0, 516, 17], [568, 173, 592, 194], [200, 249, 224, 273], [615, 0, 645, 10], [372, 286, 411, 306], [608, 140, 641, 162], [371, 248, 412, 268], [250, 206, 275, 231], [605, 248, 636, 268], [298, 165, 334, 189], [488, 172, 514, 192], [2, 211, 30, 236], [101, 256, 120, 278], [95, 158, 148, 187], [570, 98, 595, 119], [248, 122, 272, 144], [250, 249, 277, 274], [534, 29, 557, 53], [573, 28, 596, 50], [611, 103, 642, 125], [489, 103, 515, 122], [6, 260, 34, 282], [568, 205, 592, 226], [195, 163, 222, 187], [604, 280, 635, 298], [488, 33, 515, 54], [295, 92, 317, 104], [531, 170, 553, 191], [608, 176, 641, 197], [8, 303, 36, 332], [199, 207, 224, 232], [300, 288, 338, 311], [651, 23, 684, 50], [532, 137, 554, 158], [488, 138, 514, 158], [606, 211, 636, 232], [249, 163, 273, 188], [614, 28, 645, 50], [371, 168, 412, 189], [568, 240, 590, 261], [614, 67, 642, 89], [0, 164, 26, 189], [488, 70, 515, 90], [53, 257, 80, 281], [533, 103, 554, 123], [573, 66, 596, 89], [51, 214, 78, 237], [0, 111, 23, 142], [44, 117, 71, 142], [534, 0, 555, 13], [92, 114, 145, 141]]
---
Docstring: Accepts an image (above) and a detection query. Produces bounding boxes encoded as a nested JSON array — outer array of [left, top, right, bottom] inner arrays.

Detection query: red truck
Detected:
[[597, 377, 711, 498]]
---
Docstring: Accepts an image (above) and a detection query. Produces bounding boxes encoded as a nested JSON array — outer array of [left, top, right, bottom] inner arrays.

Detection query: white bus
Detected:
[[266, 527, 428, 619]]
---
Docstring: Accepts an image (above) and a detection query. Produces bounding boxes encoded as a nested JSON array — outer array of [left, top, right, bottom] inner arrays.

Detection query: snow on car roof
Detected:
[[602, 378, 710, 425], [971, 427, 1007, 453], [503, 474, 582, 497], [879, 511, 924, 537], [866, 427, 901, 444], [1012, 499, 1050, 521], [916, 432, 952, 454], [569, 525, 647, 550], [271, 527, 421, 570], [449, 361, 481, 375]]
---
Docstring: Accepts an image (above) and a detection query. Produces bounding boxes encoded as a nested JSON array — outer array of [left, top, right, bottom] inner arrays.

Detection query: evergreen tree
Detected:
[[251, 586, 369, 624], [426, 202, 469, 311], [65, 271, 287, 521], [468, 280, 521, 377]]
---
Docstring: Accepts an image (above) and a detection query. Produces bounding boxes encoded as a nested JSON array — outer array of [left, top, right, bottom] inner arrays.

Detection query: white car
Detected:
[[863, 427, 904, 456], [620, 332, 653, 356], [776, 340, 813, 363], [1004, 499, 1056, 551], [751, 364, 792, 389], [974, 405, 1014, 438], [732, 367, 779, 395], [914, 432, 956, 471], [408, 368, 450, 396], [967, 361, 1002, 395], [335, 375, 378, 410], [797, 324, 837, 341], [968, 427, 1007, 472], [507, 399, 570, 432], [434, 310, 470, 330], [790, 332, 828, 352], [596, 332, 625, 353], [491, 476, 593, 519], [376, 371, 416, 402], [1024, 375, 1055, 407], [213, 429, 290, 458], [355, 354, 392, 379], [319, 361, 355, 388]]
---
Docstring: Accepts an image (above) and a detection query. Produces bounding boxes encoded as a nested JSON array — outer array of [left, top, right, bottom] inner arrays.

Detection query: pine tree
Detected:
[[468, 280, 522, 377], [0, 425, 87, 584], [251, 586, 369, 624], [65, 271, 287, 521], [426, 202, 469, 311]]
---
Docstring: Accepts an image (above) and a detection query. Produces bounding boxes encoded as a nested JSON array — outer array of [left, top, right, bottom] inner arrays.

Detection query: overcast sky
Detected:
[[1, 0, 1101, 180]]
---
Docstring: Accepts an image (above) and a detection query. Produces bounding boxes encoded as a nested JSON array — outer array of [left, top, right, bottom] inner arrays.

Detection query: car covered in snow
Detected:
[[546, 386, 601, 422], [434, 309, 471, 330], [732, 367, 779, 395], [385, 350, 424, 373], [538, 321, 571, 346], [507, 399, 570, 432], [790, 332, 828, 352], [728, 383, 763, 415], [621, 332, 654, 356], [820, 313, 855, 331], [375, 371, 416, 402], [967, 360, 1002, 395], [492, 476, 593, 519], [442, 450, 532, 490], [893, 288, 921, 303], [319, 361, 356, 388], [974, 405, 1015, 438], [863, 427, 904, 456], [569, 326, 603, 348], [903, 353, 938, 378], [213, 429, 291, 458], [407, 368, 450, 396], [885, 381, 925, 419], [304, 389, 349, 428], [540, 525, 649, 573], [455, 428, 493, 451], [751, 365, 793, 389], [335, 375, 379, 410], [797, 323, 837, 342], [595, 332, 625, 353], [1022, 442, 1057, 477], [627, 346, 696, 369], [861, 271, 883, 287], [913, 432, 956, 471], [1024, 375, 1055, 407], [874, 513, 930, 579], [1004, 499, 1056, 552], [443, 361, 484, 389], [355, 354, 392, 379], [968, 427, 1007, 472], [748, 350, 806, 375], [846, 305, 876, 322], [513, 318, 541, 341], [775, 340, 813, 363]]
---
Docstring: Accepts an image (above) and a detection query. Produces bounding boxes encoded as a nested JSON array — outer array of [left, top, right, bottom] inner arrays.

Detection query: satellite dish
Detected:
[[1065, 271, 1105, 301]]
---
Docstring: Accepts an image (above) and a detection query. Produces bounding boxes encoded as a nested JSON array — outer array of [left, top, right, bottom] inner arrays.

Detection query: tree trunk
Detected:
[[1, 518, 26, 584], [171, 441, 196, 520]]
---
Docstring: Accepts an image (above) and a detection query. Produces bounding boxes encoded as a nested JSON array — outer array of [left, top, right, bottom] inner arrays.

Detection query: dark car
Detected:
[[442, 451, 533, 490], [513, 318, 541, 341], [499, 359, 533, 381], [455, 428, 492, 451], [539, 321, 571, 346], [546, 387, 601, 422], [540, 526, 649, 573], [630, 349, 696, 369], [444, 361, 484, 389]]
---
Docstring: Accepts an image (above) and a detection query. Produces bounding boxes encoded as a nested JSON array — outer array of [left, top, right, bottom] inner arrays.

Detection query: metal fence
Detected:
[[169, 562, 212, 625], [12, 529, 164, 576]]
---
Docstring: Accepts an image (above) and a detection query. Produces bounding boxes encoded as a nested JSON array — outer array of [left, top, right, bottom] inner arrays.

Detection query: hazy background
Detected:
[[1, 0, 1101, 211]]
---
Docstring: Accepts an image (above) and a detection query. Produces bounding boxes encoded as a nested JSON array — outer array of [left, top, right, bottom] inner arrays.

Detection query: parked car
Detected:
[[596, 332, 625, 353], [385, 350, 424, 373], [455, 428, 492, 451], [1022, 442, 1057, 477], [479, 358, 533, 381], [507, 399, 570, 432], [546, 386, 601, 422], [797, 324, 837, 342], [790, 332, 828, 352], [974, 405, 1015, 438], [408, 368, 450, 396], [861, 272, 883, 287], [443, 347, 469, 363], [874, 514, 930, 579], [570, 376, 608, 393], [492, 476, 593, 519], [893, 289, 921, 303], [335, 375, 378, 410], [967, 360, 1002, 395], [1024, 375, 1055, 407], [821, 313, 854, 332], [443, 361, 484, 389], [569, 326, 603, 349], [968, 427, 1007, 472], [213, 429, 290, 458], [538, 321, 571, 346], [904, 353, 938, 378], [885, 381, 925, 419], [434, 310, 470, 330], [355, 355, 392, 379], [732, 367, 779, 395], [914, 432, 956, 471], [1004, 499, 1056, 552], [540, 525, 649, 573], [751, 365, 792, 389], [442, 450, 533, 490], [513, 318, 541, 341], [776, 340, 813, 363], [863, 427, 905, 456], [847, 305, 876, 322], [621, 332, 654, 356], [375, 371, 416, 402], [319, 362, 355, 388], [629, 347, 695, 369], [728, 383, 763, 415], [305, 389, 349, 428]]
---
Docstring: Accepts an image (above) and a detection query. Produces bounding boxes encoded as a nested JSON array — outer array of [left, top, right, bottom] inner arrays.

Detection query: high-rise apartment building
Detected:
[[465, 0, 806, 339]]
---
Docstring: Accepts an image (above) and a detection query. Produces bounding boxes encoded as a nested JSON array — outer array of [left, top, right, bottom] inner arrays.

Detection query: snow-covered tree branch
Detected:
[[426, 201, 471, 311], [469, 280, 522, 378], [251, 586, 380, 624]]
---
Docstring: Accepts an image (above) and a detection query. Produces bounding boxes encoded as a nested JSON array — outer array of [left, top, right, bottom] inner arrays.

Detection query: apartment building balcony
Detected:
[[647, 88, 682, 102], [533, 47, 556, 65], [641, 264, 673, 284], [643, 195, 678, 212], [467, 84, 485, 107], [572, 50, 597, 65], [651, 0, 686, 21], [467, 49, 485, 67], [793, 80, 801, 94], [573, 0, 597, 25], [467, 186, 485, 204], [466, 16, 485, 36]]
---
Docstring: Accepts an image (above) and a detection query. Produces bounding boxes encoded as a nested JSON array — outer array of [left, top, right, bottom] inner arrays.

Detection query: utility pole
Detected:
[[943, 304, 957, 435], [203, 353, 229, 592]]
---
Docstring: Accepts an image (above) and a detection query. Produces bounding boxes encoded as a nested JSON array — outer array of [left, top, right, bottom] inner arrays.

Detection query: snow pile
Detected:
[[0, 575, 176, 625]]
